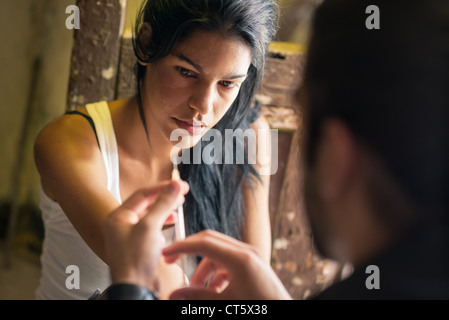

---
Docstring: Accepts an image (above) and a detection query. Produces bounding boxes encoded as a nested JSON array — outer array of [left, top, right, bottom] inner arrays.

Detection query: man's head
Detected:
[[300, 0, 448, 266]]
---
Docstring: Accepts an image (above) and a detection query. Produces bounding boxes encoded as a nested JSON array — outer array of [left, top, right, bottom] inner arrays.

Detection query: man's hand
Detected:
[[163, 230, 293, 300], [104, 180, 189, 293]]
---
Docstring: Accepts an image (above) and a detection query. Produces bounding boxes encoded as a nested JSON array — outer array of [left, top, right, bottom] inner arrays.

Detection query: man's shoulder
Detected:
[[312, 226, 449, 300]]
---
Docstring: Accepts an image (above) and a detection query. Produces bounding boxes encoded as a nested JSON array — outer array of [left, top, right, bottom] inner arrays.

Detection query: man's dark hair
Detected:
[[303, 0, 448, 224]]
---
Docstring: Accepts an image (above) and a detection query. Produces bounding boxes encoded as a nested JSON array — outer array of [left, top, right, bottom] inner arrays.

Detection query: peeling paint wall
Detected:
[[66, 0, 127, 110], [0, 0, 76, 207]]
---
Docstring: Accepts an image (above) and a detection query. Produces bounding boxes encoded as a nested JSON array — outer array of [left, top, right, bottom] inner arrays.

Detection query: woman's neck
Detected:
[[111, 97, 175, 181]]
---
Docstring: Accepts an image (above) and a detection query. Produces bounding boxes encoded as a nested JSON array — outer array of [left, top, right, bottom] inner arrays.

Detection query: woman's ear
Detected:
[[136, 22, 153, 66]]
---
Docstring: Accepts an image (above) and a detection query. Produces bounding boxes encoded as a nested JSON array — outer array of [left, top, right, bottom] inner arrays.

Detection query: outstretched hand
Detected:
[[104, 180, 189, 293], [163, 230, 292, 300]]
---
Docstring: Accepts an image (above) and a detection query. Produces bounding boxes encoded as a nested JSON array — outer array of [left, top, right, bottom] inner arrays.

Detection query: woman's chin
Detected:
[[169, 136, 202, 150]]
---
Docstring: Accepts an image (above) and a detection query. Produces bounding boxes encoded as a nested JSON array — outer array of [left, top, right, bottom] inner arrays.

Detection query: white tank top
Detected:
[[35, 102, 118, 299]]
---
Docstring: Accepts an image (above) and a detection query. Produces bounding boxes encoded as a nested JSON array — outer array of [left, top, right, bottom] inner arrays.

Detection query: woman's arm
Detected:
[[34, 112, 121, 263], [241, 114, 272, 263]]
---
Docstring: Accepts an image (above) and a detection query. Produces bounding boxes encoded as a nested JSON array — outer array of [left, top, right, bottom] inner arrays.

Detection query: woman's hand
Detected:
[[163, 230, 293, 300]]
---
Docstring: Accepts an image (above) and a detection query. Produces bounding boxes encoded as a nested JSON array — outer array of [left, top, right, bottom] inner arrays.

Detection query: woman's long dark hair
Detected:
[[132, 0, 278, 239]]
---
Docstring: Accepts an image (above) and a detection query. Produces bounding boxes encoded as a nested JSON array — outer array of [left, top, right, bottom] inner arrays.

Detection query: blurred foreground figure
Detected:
[[295, 0, 449, 299]]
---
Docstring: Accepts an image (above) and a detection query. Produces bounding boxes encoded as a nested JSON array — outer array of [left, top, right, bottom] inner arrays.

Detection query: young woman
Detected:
[[34, 0, 278, 300]]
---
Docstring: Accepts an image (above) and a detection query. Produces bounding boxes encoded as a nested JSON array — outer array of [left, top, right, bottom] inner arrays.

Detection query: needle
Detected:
[[172, 163, 188, 286]]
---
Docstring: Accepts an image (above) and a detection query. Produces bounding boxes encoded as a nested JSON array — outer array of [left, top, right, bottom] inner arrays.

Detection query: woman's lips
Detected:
[[173, 118, 206, 135]]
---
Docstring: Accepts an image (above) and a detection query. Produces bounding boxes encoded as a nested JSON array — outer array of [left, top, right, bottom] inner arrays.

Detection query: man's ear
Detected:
[[316, 118, 360, 200], [136, 22, 153, 66]]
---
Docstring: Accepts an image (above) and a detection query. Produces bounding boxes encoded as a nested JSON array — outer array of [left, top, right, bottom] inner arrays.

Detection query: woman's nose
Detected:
[[189, 83, 215, 115]]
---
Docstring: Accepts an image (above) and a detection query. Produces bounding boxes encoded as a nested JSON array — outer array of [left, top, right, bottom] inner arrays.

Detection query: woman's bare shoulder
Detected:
[[34, 108, 99, 171]]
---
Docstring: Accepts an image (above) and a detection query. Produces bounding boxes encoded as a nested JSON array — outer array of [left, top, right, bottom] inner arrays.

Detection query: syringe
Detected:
[[172, 163, 188, 286]]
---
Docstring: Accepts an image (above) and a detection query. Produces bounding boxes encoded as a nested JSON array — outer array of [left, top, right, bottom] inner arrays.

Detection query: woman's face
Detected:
[[141, 29, 252, 149]]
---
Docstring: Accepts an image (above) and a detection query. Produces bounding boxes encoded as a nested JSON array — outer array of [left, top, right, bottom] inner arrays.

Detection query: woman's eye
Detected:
[[178, 67, 194, 77], [221, 81, 238, 89]]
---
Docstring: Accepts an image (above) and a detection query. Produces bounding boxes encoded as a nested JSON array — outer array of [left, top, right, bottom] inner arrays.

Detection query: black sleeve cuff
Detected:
[[100, 283, 159, 300]]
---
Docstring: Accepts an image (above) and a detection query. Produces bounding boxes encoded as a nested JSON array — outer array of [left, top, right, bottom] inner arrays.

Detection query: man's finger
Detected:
[[163, 230, 261, 276], [116, 181, 174, 221], [109, 180, 189, 225], [141, 180, 183, 229], [189, 257, 222, 287], [205, 269, 230, 293]]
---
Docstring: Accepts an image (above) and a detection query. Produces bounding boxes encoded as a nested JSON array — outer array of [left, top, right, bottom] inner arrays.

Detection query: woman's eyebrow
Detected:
[[174, 52, 247, 80], [225, 73, 248, 80], [175, 52, 203, 73]]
